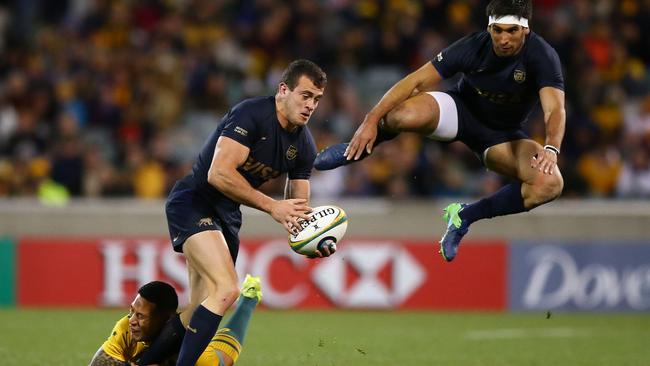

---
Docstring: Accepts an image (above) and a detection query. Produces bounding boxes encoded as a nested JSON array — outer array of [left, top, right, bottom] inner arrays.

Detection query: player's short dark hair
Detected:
[[138, 281, 178, 315], [486, 0, 532, 21], [280, 59, 327, 90]]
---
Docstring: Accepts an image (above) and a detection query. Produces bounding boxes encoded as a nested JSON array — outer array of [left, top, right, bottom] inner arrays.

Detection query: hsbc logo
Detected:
[[312, 242, 425, 308], [99, 239, 188, 306], [99, 239, 426, 309], [237, 240, 426, 309]]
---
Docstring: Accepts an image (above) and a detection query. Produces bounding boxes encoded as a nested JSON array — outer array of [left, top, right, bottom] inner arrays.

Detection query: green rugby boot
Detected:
[[439, 203, 469, 262]]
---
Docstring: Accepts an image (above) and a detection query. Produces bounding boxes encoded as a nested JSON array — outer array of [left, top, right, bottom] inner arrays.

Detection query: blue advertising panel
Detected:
[[509, 242, 650, 312]]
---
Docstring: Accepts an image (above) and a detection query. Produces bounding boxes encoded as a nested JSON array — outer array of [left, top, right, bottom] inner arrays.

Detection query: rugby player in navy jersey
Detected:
[[315, 0, 565, 262], [137, 59, 330, 366]]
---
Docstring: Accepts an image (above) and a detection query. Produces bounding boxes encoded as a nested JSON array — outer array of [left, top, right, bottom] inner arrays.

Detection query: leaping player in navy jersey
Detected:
[[315, 0, 565, 263]]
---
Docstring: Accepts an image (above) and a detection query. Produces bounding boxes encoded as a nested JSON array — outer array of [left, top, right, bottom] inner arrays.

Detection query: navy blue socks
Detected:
[[459, 182, 527, 224], [176, 305, 223, 366]]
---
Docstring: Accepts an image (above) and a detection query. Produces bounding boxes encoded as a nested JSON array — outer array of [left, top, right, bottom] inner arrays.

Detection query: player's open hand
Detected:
[[345, 114, 380, 161], [531, 148, 558, 175], [271, 198, 312, 235]]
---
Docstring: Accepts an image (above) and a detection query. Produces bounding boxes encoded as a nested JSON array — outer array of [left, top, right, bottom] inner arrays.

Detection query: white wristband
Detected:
[[544, 145, 560, 155]]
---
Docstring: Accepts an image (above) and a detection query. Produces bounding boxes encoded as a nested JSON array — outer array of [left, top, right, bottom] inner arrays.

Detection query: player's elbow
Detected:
[[545, 108, 566, 125], [385, 102, 416, 130], [207, 166, 230, 191]]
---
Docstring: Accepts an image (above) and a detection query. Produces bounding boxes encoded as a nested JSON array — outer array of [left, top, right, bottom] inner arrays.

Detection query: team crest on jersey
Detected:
[[286, 145, 298, 160], [513, 69, 526, 83]]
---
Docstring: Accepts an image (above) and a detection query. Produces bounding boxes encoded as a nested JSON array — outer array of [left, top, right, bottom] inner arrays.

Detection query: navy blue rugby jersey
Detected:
[[189, 96, 317, 207], [432, 31, 564, 129]]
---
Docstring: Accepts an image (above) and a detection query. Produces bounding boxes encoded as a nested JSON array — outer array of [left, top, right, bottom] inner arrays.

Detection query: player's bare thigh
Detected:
[[485, 139, 564, 208], [384, 92, 441, 135], [183, 230, 239, 312], [485, 139, 562, 186], [485, 140, 538, 179]]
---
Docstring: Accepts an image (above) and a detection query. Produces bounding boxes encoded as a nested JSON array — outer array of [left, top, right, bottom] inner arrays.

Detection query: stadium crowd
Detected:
[[0, 0, 648, 201]]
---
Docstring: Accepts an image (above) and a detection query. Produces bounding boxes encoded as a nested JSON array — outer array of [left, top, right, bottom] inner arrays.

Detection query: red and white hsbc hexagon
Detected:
[[241, 240, 426, 308]]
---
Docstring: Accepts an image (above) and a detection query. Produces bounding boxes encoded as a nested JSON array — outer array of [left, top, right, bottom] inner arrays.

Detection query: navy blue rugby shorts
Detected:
[[165, 180, 240, 262], [447, 91, 529, 163]]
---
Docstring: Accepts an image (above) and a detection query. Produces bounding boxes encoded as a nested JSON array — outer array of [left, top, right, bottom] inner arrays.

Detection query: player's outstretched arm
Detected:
[[532, 87, 566, 175], [346, 62, 442, 160], [89, 348, 129, 366], [208, 136, 311, 233]]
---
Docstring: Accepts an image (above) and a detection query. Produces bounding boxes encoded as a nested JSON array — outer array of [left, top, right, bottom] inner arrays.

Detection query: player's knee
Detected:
[[385, 103, 413, 130], [211, 280, 240, 308], [532, 173, 563, 205]]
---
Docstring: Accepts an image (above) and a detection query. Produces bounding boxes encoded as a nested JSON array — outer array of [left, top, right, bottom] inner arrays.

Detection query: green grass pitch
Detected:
[[0, 308, 648, 365]]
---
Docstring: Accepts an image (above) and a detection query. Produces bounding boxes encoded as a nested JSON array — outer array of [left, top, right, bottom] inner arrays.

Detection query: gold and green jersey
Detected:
[[101, 316, 241, 365], [101, 316, 147, 362]]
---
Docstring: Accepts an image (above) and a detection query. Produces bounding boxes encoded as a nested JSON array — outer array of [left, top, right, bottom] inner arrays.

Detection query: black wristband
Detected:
[[544, 145, 560, 155]]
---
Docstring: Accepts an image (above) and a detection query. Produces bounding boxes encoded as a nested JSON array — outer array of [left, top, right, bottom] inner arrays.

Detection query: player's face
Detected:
[[488, 23, 530, 57], [128, 295, 166, 342], [278, 75, 324, 129]]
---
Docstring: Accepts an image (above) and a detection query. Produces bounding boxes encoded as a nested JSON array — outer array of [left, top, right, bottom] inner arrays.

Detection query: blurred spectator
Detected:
[[577, 141, 623, 197], [0, 0, 648, 200], [616, 144, 650, 198]]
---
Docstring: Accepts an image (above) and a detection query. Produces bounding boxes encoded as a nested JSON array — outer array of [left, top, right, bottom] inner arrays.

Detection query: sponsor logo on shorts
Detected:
[[436, 52, 443, 62], [197, 217, 214, 227]]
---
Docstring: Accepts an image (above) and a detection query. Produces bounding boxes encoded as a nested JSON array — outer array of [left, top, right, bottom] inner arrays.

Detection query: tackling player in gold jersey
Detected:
[[89, 275, 262, 366]]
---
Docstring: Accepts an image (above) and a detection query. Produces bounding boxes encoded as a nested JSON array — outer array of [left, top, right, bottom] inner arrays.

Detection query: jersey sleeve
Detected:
[[530, 38, 565, 91], [288, 129, 317, 180], [219, 102, 259, 148], [431, 33, 477, 78], [101, 316, 133, 362]]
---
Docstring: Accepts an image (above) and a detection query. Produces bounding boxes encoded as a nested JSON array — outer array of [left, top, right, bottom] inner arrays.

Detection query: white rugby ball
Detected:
[[288, 205, 348, 256]]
